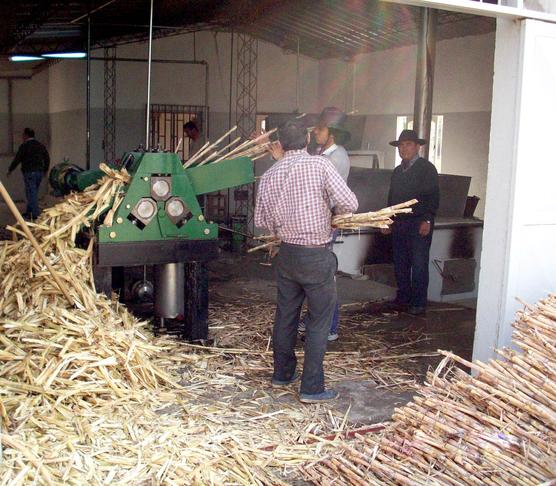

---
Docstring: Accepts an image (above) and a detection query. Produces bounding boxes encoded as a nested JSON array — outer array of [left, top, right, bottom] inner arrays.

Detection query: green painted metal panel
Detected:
[[72, 169, 105, 191], [90, 152, 251, 244], [186, 157, 254, 195], [98, 152, 216, 243]]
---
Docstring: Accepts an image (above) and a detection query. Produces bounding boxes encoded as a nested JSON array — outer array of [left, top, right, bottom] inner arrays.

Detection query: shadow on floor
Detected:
[[208, 250, 477, 426]]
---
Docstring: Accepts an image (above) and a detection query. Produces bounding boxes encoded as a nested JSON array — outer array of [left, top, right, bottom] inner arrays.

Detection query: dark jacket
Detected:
[[387, 157, 440, 222], [9, 138, 50, 174]]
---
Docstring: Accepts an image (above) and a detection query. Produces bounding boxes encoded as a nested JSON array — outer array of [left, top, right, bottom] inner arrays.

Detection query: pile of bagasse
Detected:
[[1, 166, 554, 485]]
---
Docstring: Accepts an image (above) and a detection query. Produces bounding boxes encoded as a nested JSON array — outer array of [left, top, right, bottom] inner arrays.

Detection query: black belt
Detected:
[[282, 242, 331, 249]]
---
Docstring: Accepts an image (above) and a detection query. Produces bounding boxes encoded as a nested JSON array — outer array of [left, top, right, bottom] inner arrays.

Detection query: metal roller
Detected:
[[154, 263, 184, 319]]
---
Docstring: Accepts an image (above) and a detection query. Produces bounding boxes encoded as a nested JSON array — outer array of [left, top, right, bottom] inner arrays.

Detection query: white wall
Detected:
[[0, 70, 50, 201], [318, 33, 495, 217], [474, 18, 556, 362], [44, 31, 321, 168]]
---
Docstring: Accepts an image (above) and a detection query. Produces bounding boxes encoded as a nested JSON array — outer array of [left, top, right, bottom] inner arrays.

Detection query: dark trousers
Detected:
[[23, 171, 44, 219], [392, 219, 433, 308], [273, 243, 337, 395]]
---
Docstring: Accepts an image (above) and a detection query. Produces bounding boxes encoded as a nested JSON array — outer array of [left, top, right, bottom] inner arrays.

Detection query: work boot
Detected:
[[383, 300, 408, 312], [408, 306, 426, 316], [299, 389, 339, 403], [271, 372, 300, 387]]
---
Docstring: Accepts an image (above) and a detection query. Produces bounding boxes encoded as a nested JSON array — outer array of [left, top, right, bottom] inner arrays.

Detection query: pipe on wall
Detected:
[[7, 79, 14, 155], [413, 7, 437, 160], [86, 15, 91, 169], [204, 62, 209, 139], [145, 0, 154, 150]]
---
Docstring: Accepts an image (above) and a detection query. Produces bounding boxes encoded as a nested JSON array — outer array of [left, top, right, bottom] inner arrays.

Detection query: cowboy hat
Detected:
[[389, 129, 426, 147], [317, 107, 351, 144]]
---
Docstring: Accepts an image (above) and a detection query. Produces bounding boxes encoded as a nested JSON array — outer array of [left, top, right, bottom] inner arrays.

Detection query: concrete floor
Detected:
[[209, 249, 477, 426]]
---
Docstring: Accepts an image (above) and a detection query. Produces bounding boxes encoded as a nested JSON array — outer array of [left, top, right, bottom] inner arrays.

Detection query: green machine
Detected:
[[52, 151, 254, 340]]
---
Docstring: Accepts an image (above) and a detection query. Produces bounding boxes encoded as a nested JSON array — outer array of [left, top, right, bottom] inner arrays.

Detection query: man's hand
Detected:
[[269, 245, 280, 258], [251, 129, 272, 145], [267, 141, 284, 161], [419, 221, 431, 237], [380, 227, 391, 235]]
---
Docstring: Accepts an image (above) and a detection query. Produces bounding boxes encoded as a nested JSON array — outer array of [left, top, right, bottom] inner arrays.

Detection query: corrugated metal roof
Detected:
[[0, 0, 494, 60], [245, 0, 494, 59]]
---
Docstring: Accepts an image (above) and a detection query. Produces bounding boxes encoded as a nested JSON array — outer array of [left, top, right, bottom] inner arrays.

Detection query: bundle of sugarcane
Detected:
[[302, 294, 556, 485], [247, 234, 281, 253], [183, 127, 276, 168], [248, 199, 419, 254], [332, 199, 418, 230], [187, 112, 312, 167]]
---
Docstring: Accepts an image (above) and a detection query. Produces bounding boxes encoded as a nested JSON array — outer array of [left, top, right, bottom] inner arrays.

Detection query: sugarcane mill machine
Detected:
[[50, 151, 254, 340]]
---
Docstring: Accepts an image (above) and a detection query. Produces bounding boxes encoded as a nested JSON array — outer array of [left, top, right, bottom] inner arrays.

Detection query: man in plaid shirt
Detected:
[[255, 119, 358, 403]]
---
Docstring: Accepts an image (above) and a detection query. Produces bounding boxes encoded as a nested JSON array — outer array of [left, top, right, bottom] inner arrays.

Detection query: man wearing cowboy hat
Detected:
[[300, 107, 352, 341], [266, 107, 352, 341], [312, 107, 351, 182], [383, 129, 439, 316]]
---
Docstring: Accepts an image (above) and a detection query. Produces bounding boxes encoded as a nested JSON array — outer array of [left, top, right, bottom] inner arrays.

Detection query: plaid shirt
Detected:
[[255, 149, 358, 245]]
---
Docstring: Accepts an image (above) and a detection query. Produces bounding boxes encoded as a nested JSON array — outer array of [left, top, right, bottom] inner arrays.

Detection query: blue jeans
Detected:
[[23, 171, 44, 219], [301, 268, 340, 334], [273, 244, 337, 395], [392, 219, 433, 308], [330, 230, 340, 334], [330, 303, 339, 334]]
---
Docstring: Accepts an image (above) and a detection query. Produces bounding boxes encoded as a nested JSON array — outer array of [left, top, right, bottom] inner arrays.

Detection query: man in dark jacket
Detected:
[[7, 128, 50, 220], [383, 129, 439, 315]]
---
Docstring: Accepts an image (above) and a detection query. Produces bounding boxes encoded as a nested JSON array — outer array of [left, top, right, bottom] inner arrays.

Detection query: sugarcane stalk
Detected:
[[210, 139, 252, 164], [212, 129, 277, 164], [182, 141, 211, 168], [202, 136, 242, 164], [0, 181, 75, 307], [194, 126, 238, 167], [246, 240, 280, 254]]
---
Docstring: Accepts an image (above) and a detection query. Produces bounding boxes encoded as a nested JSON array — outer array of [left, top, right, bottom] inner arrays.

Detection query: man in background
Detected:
[[183, 120, 203, 158], [313, 107, 351, 181], [255, 119, 358, 403], [7, 128, 50, 220], [383, 129, 439, 316]]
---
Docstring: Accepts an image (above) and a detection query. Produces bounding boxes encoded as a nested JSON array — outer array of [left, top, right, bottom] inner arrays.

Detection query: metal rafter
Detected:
[[234, 33, 258, 235], [9, 1, 66, 49], [103, 46, 116, 162], [235, 34, 258, 140]]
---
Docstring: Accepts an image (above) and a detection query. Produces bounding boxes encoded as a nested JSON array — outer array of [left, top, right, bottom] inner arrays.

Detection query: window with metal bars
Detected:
[[149, 104, 209, 161]]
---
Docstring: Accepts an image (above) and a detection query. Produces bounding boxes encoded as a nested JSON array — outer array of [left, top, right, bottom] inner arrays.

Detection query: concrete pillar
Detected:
[[413, 8, 437, 159], [473, 18, 556, 362]]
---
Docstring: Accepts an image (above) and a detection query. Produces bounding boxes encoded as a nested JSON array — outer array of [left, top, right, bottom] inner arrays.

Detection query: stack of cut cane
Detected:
[[302, 294, 556, 485]]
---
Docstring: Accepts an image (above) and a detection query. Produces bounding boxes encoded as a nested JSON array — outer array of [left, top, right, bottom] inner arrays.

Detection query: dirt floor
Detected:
[[0, 218, 479, 483], [0, 216, 476, 427], [209, 249, 477, 426]]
